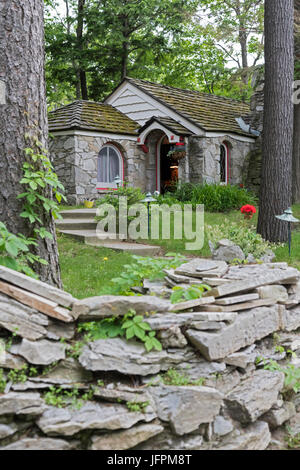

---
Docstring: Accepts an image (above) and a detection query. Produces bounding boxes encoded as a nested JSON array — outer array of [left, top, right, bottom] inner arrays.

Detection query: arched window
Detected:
[[220, 144, 229, 184], [97, 144, 123, 189]]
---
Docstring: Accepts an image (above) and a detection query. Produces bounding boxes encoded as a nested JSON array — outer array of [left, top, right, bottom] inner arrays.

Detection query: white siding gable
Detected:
[[105, 81, 202, 135]]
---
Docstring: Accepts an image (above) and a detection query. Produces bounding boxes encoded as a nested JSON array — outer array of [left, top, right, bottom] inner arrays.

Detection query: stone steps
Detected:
[[59, 209, 97, 220], [59, 229, 160, 255], [57, 206, 161, 257], [56, 218, 98, 231]]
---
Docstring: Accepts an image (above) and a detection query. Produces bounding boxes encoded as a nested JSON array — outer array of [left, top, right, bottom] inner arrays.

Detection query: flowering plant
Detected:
[[240, 205, 256, 219]]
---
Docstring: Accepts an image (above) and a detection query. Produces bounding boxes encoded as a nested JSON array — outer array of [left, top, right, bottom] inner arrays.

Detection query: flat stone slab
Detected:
[[263, 402, 296, 429], [204, 268, 299, 298], [214, 421, 271, 450], [0, 438, 78, 451], [225, 370, 284, 424], [185, 306, 282, 361], [79, 338, 216, 376], [0, 351, 27, 370], [0, 265, 75, 308], [170, 296, 215, 312], [37, 401, 156, 436], [146, 312, 237, 331], [256, 285, 288, 302], [280, 305, 300, 331], [198, 298, 276, 312], [148, 385, 223, 435], [0, 293, 48, 340], [12, 339, 67, 365], [195, 260, 219, 272], [72, 295, 171, 320], [215, 293, 259, 305], [136, 428, 204, 451], [224, 345, 257, 369], [175, 259, 228, 279], [0, 392, 45, 416], [37, 357, 93, 384], [0, 423, 18, 440], [189, 321, 226, 331], [91, 422, 164, 450]]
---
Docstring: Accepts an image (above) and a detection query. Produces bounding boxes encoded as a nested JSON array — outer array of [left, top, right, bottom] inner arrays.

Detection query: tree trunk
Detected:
[[257, 0, 294, 243], [0, 0, 62, 287], [292, 0, 300, 202], [77, 0, 88, 100], [293, 104, 300, 202]]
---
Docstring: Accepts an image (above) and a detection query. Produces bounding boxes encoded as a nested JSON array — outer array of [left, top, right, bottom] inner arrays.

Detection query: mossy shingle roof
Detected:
[[139, 116, 192, 136], [125, 77, 252, 137], [48, 100, 140, 135]]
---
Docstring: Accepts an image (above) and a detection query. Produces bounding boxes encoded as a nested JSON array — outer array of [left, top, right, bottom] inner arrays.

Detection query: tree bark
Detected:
[[292, 0, 300, 202], [257, 0, 294, 243], [293, 104, 300, 202], [0, 0, 62, 287], [77, 0, 88, 100]]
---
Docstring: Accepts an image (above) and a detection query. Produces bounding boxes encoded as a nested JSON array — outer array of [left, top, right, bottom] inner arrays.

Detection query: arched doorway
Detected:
[[158, 136, 179, 193]]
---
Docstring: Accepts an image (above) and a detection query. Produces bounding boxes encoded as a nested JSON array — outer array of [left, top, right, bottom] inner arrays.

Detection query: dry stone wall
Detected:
[[0, 261, 300, 450]]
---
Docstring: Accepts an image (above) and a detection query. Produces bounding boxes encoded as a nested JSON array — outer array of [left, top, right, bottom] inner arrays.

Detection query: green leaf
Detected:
[[0, 256, 19, 271], [126, 326, 135, 340], [29, 181, 38, 190], [133, 325, 146, 340], [5, 240, 19, 257]]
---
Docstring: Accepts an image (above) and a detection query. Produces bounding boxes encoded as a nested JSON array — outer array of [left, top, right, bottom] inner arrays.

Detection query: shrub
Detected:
[[95, 185, 145, 211], [206, 221, 280, 258], [161, 182, 257, 212], [95, 185, 146, 232]]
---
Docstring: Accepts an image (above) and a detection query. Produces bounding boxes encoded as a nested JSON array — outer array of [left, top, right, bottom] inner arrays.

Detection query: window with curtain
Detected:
[[97, 145, 123, 188]]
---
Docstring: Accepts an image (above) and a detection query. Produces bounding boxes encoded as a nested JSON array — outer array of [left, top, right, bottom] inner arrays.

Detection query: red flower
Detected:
[[240, 205, 256, 214]]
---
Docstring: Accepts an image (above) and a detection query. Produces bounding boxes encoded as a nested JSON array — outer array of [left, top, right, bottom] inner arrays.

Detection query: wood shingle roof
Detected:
[[49, 100, 140, 135], [125, 77, 252, 137]]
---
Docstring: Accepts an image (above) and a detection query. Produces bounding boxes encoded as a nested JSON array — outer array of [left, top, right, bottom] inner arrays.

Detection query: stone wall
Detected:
[[188, 136, 253, 185], [243, 68, 264, 194], [1, 261, 300, 450], [50, 133, 146, 204]]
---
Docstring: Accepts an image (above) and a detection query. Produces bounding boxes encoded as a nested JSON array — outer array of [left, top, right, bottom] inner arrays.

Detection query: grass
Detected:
[[57, 233, 134, 298], [57, 205, 300, 298]]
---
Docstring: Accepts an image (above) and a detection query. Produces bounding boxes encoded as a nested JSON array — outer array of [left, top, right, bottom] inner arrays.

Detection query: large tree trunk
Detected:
[[0, 0, 62, 287], [292, 0, 300, 203], [257, 0, 294, 243], [293, 104, 300, 203], [77, 0, 88, 100]]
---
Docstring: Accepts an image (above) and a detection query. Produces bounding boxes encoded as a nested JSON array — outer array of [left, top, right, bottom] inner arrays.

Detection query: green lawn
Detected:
[[58, 205, 300, 298], [58, 233, 134, 298]]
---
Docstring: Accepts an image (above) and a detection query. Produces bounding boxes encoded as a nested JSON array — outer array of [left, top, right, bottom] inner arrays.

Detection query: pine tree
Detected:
[[0, 0, 62, 287]]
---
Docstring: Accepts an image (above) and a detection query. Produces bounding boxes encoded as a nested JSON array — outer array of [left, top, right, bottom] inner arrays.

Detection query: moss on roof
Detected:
[[139, 116, 192, 136], [125, 77, 252, 137], [48, 101, 140, 135]]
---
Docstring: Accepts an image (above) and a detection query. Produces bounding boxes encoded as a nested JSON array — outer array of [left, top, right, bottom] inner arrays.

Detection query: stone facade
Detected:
[[242, 67, 265, 194], [50, 134, 146, 204], [50, 130, 256, 203], [188, 135, 253, 185]]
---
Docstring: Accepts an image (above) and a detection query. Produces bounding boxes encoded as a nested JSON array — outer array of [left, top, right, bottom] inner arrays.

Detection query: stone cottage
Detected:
[[49, 77, 259, 204]]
